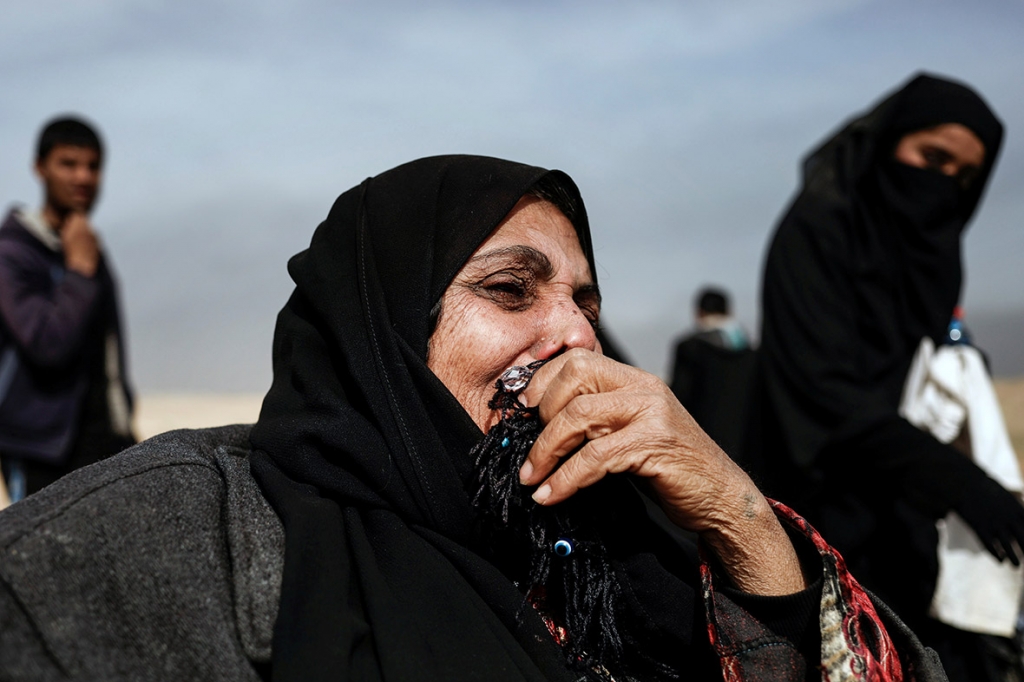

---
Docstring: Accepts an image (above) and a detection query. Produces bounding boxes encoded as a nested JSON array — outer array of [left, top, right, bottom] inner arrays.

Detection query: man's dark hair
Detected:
[[36, 116, 104, 165], [696, 287, 729, 315]]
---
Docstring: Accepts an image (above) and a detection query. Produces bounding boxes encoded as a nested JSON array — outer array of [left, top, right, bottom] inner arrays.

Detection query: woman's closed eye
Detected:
[[575, 301, 601, 331], [475, 273, 534, 310], [573, 284, 602, 332]]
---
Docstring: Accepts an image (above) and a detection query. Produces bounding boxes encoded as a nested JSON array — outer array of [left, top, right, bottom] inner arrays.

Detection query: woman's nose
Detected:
[[531, 300, 598, 360]]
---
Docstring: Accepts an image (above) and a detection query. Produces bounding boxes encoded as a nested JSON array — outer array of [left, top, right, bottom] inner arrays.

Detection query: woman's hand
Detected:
[[519, 348, 808, 596]]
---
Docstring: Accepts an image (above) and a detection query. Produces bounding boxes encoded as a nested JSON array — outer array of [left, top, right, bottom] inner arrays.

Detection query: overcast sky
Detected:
[[3, 0, 1024, 391]]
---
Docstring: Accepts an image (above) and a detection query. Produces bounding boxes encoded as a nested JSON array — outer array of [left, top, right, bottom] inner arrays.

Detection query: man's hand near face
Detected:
[[60, 212, 100, 278]]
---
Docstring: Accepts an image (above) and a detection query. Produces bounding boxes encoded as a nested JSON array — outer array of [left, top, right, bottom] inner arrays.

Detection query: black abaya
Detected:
[[758, 73, 1023, 680]]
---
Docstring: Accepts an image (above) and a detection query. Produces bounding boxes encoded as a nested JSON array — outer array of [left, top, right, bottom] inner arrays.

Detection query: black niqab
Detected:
[[248, 156, 707, 681], [761, 72, 1003, 472], [757, 73, 1005, 621]]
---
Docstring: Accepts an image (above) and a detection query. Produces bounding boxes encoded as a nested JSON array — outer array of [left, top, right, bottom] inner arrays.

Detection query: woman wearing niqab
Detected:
[[758, 73, 1024, 681], [2, 155, 943, 681]]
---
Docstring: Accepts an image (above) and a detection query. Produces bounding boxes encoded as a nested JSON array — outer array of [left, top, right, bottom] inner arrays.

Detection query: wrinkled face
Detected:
[[35, 144, 102, 215], [427, 197, 601, 431], [893, 123, 986, 189]]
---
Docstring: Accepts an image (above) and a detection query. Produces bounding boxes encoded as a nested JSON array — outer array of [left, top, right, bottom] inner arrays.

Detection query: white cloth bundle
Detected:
[[900, 337, 1024, 636]]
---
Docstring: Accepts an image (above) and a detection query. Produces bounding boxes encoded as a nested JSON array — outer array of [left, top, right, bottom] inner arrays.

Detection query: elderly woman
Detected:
[[757, 74, 1022, 681], [1, 156, 939, 681]]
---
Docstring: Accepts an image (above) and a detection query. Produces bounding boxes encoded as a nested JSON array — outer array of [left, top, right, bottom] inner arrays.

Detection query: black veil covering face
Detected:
[[758, 75, 1006, 616], [249, 156, 706, 681]]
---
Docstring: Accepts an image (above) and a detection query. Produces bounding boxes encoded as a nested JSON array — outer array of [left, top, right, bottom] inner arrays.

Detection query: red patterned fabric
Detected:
[[529, 498, 912, 680], [703, 499, 905, 682]]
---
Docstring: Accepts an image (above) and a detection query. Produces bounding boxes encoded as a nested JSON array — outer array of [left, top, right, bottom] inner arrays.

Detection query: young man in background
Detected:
[[0, 116, 135, 503]]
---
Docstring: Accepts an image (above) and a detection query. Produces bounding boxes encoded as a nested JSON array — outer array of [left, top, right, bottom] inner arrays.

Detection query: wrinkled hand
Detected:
[[519, 348, 807, 595], [60, 212, 100, 277], [955, 474, 1024, 565]]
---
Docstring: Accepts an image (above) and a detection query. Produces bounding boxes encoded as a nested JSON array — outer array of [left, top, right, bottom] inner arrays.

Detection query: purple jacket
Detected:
[[0, 209, 130, 463]]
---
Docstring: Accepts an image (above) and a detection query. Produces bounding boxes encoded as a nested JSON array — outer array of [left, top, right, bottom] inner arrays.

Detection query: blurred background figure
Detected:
[[757, 73, 1024, 682], [668, 286, 754, 459], [0, 116, 135, 505]]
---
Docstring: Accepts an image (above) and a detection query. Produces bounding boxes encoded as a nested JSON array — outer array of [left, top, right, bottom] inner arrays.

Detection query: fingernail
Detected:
[[532, 484, 551, 505], [519, 460, 533, 484]]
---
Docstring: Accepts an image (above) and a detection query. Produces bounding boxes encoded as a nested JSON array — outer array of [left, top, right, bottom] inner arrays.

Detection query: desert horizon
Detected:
[[5, 376, 1023, 511], [134, 377, 1024, 470]]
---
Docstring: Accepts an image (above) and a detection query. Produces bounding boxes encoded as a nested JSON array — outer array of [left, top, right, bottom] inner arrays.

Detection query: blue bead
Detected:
[[501, 437, 510, 448], [553, 538, 574, 557]]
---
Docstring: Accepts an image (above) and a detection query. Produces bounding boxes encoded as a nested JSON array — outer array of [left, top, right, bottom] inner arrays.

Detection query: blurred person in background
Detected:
[[668, 286, 755, 459], [0, 116, 135, 505], [757, 73, 1024, 681]]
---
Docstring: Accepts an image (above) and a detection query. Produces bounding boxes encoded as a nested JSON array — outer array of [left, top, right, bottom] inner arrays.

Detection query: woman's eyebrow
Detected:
[[467, 245, 554, 279], [467, 245, 599, 298]]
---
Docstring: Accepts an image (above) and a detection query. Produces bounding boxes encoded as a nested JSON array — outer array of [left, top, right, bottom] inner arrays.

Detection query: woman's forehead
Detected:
[[472, 198, 592, 278]]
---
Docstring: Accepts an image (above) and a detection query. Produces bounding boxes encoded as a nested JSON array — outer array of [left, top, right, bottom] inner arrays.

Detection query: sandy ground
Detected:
[[134, 393, 265, 440], [136, 377, 1024, 454], [995, 377, 1024, 467], [5, 377, 1024, 509]]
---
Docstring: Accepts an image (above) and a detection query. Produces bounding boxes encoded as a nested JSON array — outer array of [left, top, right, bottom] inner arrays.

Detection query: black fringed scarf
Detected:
[[249, 155, 712, 682], [470, 361, 631, 680]]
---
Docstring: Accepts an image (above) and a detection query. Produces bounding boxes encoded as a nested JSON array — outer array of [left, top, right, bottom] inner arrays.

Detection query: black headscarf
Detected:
[[760, 72, 1003, 474], [249, 156, 708, 681]]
